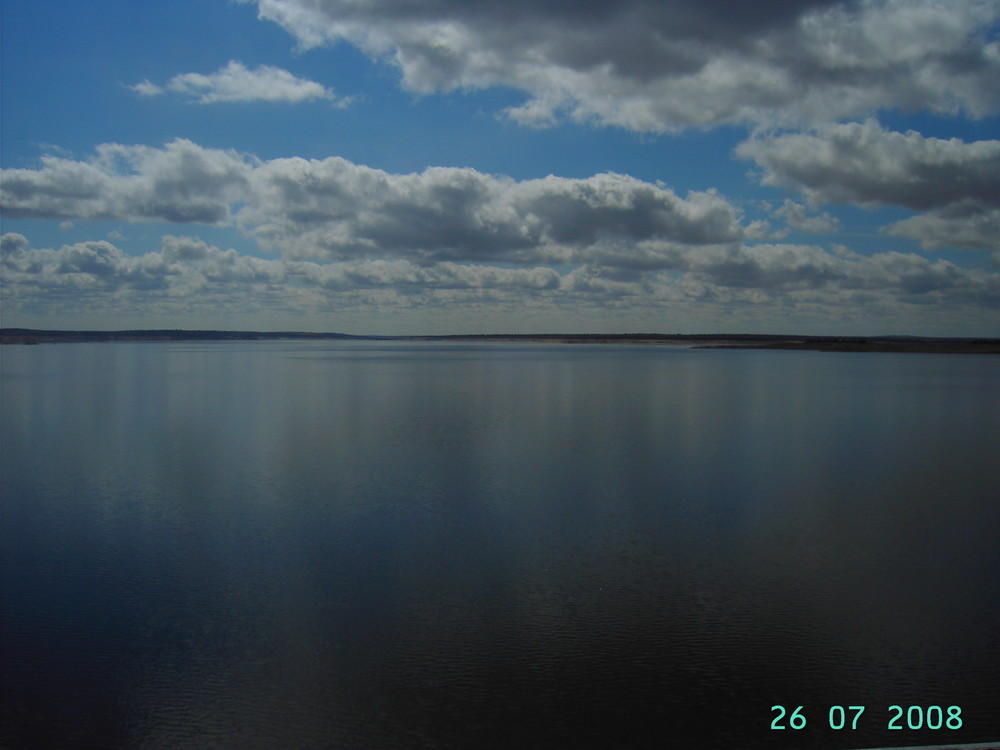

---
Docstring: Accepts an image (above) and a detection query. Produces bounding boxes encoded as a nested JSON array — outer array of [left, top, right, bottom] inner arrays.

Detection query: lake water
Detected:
[[2, 341, 999, 749]]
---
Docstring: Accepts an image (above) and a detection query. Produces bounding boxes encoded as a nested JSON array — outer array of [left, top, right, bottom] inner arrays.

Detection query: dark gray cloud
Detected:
[[242, 0, 1000, 130]]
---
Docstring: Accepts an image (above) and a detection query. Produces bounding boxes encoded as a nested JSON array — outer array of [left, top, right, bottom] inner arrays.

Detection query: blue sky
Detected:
[[2, 0, 998, 335]]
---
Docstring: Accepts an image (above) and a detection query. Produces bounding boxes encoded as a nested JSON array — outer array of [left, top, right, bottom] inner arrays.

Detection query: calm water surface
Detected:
[[2, 341, 999, 749]]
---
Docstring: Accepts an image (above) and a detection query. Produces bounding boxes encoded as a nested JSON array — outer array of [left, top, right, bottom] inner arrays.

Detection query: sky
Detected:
[[1, 0, 999, 336]]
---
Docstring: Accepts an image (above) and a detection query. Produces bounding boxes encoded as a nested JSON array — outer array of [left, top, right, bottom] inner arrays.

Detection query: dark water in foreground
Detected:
[[2, 341, 999, 749]]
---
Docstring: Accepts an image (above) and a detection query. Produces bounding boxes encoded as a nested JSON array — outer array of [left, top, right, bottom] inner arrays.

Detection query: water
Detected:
[[2, 341, 999, 749]]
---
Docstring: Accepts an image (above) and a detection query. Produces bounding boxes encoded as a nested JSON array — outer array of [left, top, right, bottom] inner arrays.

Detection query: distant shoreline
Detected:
[[3, 328, 999, 353]]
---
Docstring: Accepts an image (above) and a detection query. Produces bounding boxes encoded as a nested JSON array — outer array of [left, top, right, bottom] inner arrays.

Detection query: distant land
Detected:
[[2, 329, 999, 353]]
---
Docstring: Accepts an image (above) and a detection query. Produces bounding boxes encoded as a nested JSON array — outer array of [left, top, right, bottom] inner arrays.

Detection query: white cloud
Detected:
[[247, 159, 748, 262], [774, 200, 841, 233], [1, 139, 254, 223], [738, 120, 1000, 251], [1, 234, 179, 294], [131, 61, 339, 105], [240, 0, 1000, 131], [738, 120, 1000, 211], [4, 139, 998, 328], [130, 79, 164, 97], [1, 140, 749, 260], [884, 210, 1000, 253], [4, 232, 997, 328]]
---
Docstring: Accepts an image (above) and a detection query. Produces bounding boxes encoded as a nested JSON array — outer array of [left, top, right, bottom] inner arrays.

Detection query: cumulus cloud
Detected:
[[738, 120, 1000, 251], [247, 159, 747, 261], [1, 140, 748, 260], [738, 120, 1000, 211], [1, 232, 30, 256], [4, 232, 997, 326], [884, 210, 1000, 253], [239, 0, 1000, 131], [131, 61, 339, 104], [4, 139, 999, 327], [1, 233, 180, 294], [1, 140, 254, 223], [774, 200, 841, 233], [0, 233, 565, 315]]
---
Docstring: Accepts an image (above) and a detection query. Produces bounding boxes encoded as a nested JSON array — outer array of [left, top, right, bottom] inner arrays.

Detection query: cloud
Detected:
[[1, 232, 29, 256], [1, 233, 180, 294], [884, 209, 1000, 253], [247, 159, 748, 261], [774, 200, 841, 233], [2, 140, 749, 260], [0, 233, 565, 314], [240, 0, 1000, 131], [738, 119, 1000, 251], [4, 232, 997, 327], [131, 80, 164, 97], [130, 61, 339, 104], [0, 139, 254, 223], [738, 120, 1000, 211], [4, 139, 998, 327]]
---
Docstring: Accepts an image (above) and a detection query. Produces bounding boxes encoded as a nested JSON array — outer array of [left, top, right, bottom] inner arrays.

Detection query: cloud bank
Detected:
[[3, 137, 998, 330], [6, 133, 994, 259], [4, 231, 997, 329], [0, 139, 749, 261], [240, 0, 1000, 131]]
